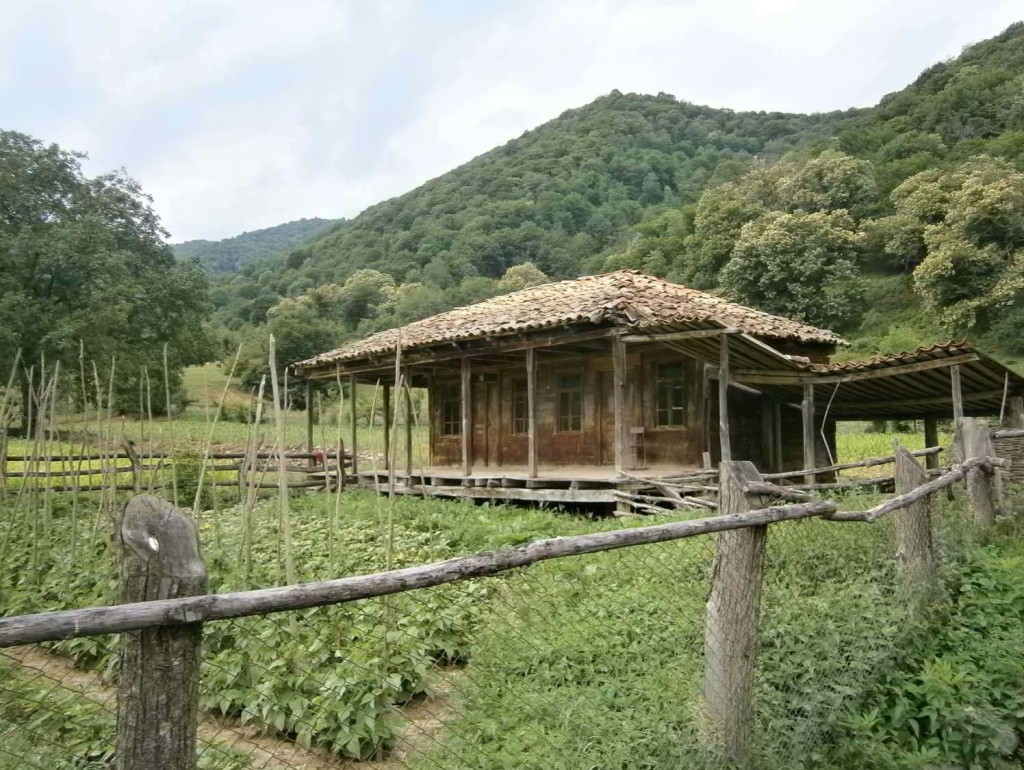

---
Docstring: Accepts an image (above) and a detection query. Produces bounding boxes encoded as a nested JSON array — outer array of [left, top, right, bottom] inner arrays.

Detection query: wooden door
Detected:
[[596, 370, 616, 465], [472, 380, 500, 467]]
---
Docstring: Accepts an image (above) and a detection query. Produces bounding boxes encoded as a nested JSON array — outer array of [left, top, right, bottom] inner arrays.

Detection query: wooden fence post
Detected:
[[923, 419, 940, 471], [893, 442, 935, 599], [122, 440, 142, 494], [958, 418, 996, 525], [117, 496, 207, 770], [704, 460, 768, 764], [1009, 396, 1024, 429]]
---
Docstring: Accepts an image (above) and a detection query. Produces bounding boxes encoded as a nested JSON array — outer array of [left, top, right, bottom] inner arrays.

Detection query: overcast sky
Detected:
[[2, 1, 1021, 242]]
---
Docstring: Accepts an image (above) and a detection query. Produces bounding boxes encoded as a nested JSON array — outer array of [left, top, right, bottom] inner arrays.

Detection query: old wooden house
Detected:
[[295, 270, 1024, 504]]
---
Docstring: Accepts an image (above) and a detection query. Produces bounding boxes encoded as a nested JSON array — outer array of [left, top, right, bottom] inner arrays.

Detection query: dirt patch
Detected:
[[1, 646, 462, 770]]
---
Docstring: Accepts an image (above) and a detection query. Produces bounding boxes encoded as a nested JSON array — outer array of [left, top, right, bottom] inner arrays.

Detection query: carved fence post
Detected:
[[958, 418, 997, 526], [893, 442, 936, 601], [704, 460, 768, 764], [117, 495, 207, 770]]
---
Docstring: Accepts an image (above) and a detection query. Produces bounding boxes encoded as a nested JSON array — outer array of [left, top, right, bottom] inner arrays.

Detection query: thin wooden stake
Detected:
[[268, 336, 295, 585]]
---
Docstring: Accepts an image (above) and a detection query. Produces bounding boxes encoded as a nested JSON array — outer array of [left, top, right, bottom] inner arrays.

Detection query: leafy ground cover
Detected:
[[0, 431, 1015, 768]]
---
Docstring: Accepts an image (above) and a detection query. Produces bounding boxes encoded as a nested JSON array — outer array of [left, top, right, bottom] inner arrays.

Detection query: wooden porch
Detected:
[[355, 463, 711, 505]]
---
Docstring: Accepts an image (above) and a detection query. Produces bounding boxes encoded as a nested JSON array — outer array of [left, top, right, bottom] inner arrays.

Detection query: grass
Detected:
[[0, 362, 1007, 767], [0, 477, 1007, 768]]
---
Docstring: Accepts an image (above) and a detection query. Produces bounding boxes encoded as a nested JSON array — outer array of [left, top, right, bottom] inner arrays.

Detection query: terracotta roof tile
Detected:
[[295, 270, 843, 369]]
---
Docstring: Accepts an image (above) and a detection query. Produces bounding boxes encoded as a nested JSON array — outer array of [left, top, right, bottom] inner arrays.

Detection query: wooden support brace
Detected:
[[718, 334, 731, 463], [612, 333, 627, 475], [801, 383, 815, 486], [526, 348, 538, 479], [305, 379, 314, 464], [404, 379, 413, 477], [951, 364, 964, 427], [461, 357, 472, 477], [923, 419, 940, 471], [348, 375, 358, 476]]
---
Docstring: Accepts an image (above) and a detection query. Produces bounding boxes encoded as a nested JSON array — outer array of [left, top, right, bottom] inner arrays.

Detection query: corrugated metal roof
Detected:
[[295, 270, 842, 370]]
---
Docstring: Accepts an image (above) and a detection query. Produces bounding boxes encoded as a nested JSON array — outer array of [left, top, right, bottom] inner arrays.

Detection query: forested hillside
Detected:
[[209, 22, 1024, 379], [174, 217, 342, 274]]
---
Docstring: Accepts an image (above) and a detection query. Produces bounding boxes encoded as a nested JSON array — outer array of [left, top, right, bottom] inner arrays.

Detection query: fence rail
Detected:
[[0, 447, 353, 494]]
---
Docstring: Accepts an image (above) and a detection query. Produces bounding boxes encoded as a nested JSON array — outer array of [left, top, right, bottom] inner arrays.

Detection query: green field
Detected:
[[0, 476, 1020, 768], [0, 369, 1010, 768]]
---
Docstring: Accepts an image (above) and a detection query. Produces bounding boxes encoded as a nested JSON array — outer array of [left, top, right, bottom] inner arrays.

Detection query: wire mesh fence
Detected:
[[0, 424, 1015, 770]]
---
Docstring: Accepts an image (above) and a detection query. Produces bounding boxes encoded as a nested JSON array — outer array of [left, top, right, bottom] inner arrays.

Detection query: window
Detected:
[[440, 386, 460, 436], [655, 362, 685, 427], [556, 374, 583, 432], [511, 379, 528, 434]]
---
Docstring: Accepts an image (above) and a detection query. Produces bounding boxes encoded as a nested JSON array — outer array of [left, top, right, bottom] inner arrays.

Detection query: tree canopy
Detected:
[[0, 130, 211, 417]]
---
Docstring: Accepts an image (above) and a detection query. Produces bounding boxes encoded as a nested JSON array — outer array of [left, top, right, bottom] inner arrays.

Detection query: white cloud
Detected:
[[2, 0, 1021, 241]]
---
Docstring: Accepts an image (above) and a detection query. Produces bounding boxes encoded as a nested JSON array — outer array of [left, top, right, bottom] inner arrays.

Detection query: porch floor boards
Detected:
[[354, 463, 707, 505]]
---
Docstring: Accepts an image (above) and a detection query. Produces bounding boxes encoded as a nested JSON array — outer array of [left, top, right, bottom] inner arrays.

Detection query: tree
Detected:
[[0, 131, 211, 423], [910, 157, 1024, 330], [776, 150, 877, 215], [719, 210, 864, 329], [682, 180, 766, 288], [498, 262, 549, 292]]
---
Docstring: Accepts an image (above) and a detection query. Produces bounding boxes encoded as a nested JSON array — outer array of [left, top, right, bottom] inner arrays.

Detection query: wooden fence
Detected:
[[0, 417, 1014, 768], [0, 447, 352, 495]]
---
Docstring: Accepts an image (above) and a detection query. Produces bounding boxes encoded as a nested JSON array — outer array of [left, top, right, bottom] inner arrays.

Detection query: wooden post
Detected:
[[526, 348, 538, 479], [1009, 396, 1024, 429], [461, 357, 472, 477], [923, 419, 940, 471], [382, 384, 391, 471], [893, 442, 935, 598], [117, 495, 206, 770], [612, 333, 627, 474], [950, 364, 964, 426], [801, 383, 815, 486], [404, 379, 413, 477], [704, 460, 767, 764], [959, 418, 996, 525], [718, 334, 731, 462], [122, 440, 142, 494], [348, 375, 358, 476], [305, 379, 314, 465], [772, 401, 783, 475], [761, 395, 775, 472]]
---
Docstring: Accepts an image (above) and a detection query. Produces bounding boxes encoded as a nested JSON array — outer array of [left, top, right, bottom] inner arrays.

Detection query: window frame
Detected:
[[653, 361, 686, 429], [555, 371, 584, 434], [510, 378, 528, 435], [439, 384, 461, 437]]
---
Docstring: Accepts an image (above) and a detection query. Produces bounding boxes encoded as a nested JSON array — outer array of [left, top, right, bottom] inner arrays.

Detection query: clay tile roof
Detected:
[[295, 270, 843, 369], [805, 340, 979, 373]]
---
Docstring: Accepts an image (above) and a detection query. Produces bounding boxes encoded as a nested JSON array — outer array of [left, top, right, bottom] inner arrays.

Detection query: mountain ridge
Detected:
[[173, 217, 343, 274]]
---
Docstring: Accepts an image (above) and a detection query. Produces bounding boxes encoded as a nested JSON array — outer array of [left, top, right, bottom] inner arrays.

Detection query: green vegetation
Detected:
[[0, 131, 211, 419], [1, 464, 1020, 767], [172, 218, 343, 275], [829, 520, 1024, 769]]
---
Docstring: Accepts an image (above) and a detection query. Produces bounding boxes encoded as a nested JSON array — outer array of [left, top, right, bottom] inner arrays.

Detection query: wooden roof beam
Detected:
[[300, 327, 617, 380], [826, 387, 1012, 412], [732, 353, 981, 385], [620, 327, 739, 344]]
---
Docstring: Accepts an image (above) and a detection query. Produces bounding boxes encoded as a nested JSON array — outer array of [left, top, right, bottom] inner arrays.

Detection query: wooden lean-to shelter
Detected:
[[295, 270, 1024, 504]]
